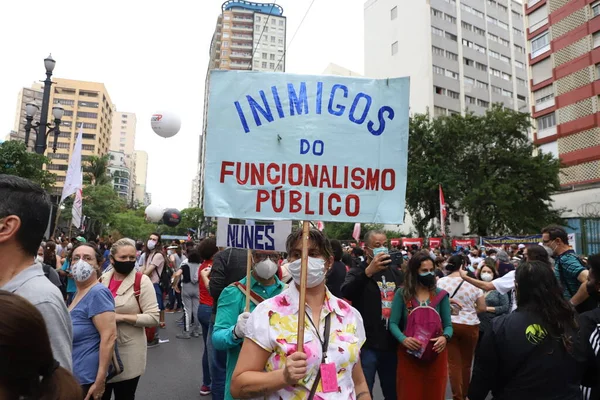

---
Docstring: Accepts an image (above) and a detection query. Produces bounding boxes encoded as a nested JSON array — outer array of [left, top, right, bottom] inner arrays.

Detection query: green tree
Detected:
[[0, 141, 56, 189], [322, 222, 355, 240], [82, 184, 126, 236], [406, 106, 562, 238], [110, 208, 156, 240], [84, 155, 111, 186]]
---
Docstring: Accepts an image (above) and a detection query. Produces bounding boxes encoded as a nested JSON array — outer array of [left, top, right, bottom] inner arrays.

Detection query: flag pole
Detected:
[[245, 249, 252, 312], [297, 220, 310, 352]]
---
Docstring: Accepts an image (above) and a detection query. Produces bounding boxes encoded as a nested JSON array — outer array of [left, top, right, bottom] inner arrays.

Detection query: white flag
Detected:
[[72, 187, 83, 229], [60, 126, 84, 203], [352, 223, 361, 242]]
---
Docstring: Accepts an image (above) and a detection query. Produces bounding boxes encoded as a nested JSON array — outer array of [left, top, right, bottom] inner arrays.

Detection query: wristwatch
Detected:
[[443, 334, 451, 341]]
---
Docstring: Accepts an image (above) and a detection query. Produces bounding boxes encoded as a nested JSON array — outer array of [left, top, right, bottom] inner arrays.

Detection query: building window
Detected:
[[478, 99, 490, 107], [447, 90, 460, 99], [256, 16, 261, 22], [444, 13, 456, 24], [488, 33, 498, 42], [279, 20, 284, 26], [431, 8, 443, 18], [514, 44, 525, 54], [502, 89, 512, 97], [513, 27, 523, 36], [490, 50, 500, 59], [464, 76, 475, 85], [271, 19, 276, 25], [54, 98, 75, 106], [433, 65, 445, 75], [446, 50, 458, 61], [486, 16, 497, 25], [492, 85, 502, 94], [498, 3, 508, 12], [271, 36, 275, 43], [262, 52, 267, 59], [82, 123, 97, 129], [512, 10, 521, 19], [594, 31, 600, 48], [278, 38, 284, 45], [269, 62, 275, 69], [261, 61, 267, 68], [462, 21, 473, 31], [82, 133, 96, 140], [517, 78, 527, 86], [474, 27, 485, 36], [434, 106, 447, 117], [515, 61, 525, 69], [445, 32, 457, 41], [268, 53, 274, 60], [445, 69, 459, 79], [476, 62, 488, 71], [432, 26, 444, 37], [531, 32, 550, 56], [593, 1, 600, 17], [476, 80, 488, 89], [464, 57, 474, 67], [432, 46, 445, 56], [534, 85, 554, 105], [502, 72, 511, 81], [500, 55, 511, 63], [77, 112, 98, 119], [498, 21, 509, 30], [78, 101, 99, 108], [537, 112, 556, 131], [223, 33, 230, 38], [392, 41, 399, 55], [465, 95, 476, 105], [517, 94, 527, 101], [490, 68, 501, 78], [434, 86, 446, 95]]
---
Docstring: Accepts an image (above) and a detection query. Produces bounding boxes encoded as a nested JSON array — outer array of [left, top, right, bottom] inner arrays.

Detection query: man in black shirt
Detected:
[[341, 230, 403, 399], [326, 240, 347, 298]]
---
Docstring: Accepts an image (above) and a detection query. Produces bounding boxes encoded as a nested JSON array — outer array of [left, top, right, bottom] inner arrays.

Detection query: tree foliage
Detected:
[[0, 141, 56, 189], [84, 155, 111, 186], [160, 207, 204, 236], [406, 105, 562, 237], [109, 208, 156, 240]]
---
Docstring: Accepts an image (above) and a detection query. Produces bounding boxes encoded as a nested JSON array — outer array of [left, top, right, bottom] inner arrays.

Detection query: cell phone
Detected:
[[388, 251, 403, 266]]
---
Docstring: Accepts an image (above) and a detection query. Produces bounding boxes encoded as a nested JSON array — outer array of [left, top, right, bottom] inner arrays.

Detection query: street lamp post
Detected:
[[24, 54, 65, 154]]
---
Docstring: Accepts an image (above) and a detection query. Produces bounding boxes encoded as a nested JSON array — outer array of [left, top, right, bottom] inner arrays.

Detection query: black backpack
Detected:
[[155, 253, 173, 291]]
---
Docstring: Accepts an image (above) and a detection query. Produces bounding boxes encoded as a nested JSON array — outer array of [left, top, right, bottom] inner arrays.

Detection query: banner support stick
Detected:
[[297, 220, 310, 352], [245, 249, 252, 312]]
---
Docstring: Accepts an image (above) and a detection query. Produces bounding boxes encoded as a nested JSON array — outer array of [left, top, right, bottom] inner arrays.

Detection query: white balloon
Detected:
[[151, 111, 181, 138], [145, 204, 164, 223]]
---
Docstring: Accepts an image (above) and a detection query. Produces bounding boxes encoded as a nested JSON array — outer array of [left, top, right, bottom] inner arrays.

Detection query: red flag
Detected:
[[440, 185, 447, 237], [352, 223, 361, 242]]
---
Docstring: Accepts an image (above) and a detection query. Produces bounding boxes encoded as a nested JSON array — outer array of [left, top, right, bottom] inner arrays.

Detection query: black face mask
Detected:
[[417, 272, 436, 288], [113, 260, 136, 275]]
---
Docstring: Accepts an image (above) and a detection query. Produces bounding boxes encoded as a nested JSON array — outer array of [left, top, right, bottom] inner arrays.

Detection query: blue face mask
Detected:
[[372, 247, 388, 257], [468, 266, 475, 273]]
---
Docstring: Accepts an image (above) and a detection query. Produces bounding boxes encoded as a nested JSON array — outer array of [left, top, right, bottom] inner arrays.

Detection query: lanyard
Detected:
[[305, 313, 332, 362]]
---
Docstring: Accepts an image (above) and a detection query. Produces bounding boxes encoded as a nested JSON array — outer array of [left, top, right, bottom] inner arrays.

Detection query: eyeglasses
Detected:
[[255, 254, 280, 262], [72, 255, 95, 263]]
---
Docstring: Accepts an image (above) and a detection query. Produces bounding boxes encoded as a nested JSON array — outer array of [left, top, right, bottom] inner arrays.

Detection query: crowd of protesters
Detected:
[[5, 174, 600, 400]]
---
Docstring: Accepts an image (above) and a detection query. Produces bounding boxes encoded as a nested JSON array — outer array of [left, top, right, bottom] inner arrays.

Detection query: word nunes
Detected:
[[227, 224, 276, 250], [234, 82, 395, 136], [220, 161, 396, 191]]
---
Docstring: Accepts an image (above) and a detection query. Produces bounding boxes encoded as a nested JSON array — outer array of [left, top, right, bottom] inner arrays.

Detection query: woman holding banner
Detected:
[[230, 228, 371, 399]]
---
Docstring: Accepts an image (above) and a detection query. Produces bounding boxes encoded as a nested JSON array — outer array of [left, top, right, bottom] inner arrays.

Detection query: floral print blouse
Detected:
[[245, 284, 366, 399]]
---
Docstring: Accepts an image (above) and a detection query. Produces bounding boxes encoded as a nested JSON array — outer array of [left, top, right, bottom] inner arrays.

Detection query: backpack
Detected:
[[150, 253, 172, 291], [133, 272, 156, 344], [404, 289, 448, 362]]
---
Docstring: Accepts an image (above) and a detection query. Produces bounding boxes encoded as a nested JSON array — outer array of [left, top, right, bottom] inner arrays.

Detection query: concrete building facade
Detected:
[[108, 150, 132, 202], [134, 150, 150, 206], [524, 0, 600, 220], [10, 87, 43, 145], [365, 0, 529, 118], [196, 1, 286, 209]]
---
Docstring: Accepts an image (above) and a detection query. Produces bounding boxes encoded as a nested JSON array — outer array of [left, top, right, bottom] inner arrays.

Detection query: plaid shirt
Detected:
[[554, 250, 585, 300]]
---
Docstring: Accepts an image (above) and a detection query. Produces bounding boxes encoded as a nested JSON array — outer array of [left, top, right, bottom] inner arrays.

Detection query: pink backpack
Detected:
[[404, 290, 448, 362]]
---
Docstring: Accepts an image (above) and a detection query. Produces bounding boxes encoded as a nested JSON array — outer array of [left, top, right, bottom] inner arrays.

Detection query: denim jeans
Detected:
[[197, 304, 213, 387], [207, 319, 228, 400], [361, 347, 397, 399]]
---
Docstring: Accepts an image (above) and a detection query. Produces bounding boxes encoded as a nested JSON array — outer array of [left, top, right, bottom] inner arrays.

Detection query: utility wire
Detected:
[[275, 0, 318, 71], [248, 3, 276, 70]]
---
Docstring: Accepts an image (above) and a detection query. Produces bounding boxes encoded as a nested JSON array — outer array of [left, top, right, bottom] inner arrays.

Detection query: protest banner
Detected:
[[390, 238, 401, 247], [216, 218, 292, 251], [402, 238, 423, 248], [429, 238, 442, 248], [482, 235, 542, 246], [452, 238, 477, 248], [203, 71, 410, 350], [568, 233, 577, 253]]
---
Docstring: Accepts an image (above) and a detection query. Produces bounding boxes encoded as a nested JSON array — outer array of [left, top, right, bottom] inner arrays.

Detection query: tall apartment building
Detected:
[[10, 87, 43, 145], [196, 1, 287, 208], [524, 0, 600, 218], [11, 79, 113, 196], [134, 150, 150, 206], [108, 150, 132, 201], [110, 111, 137, 168], [365, 0, 529, 117]]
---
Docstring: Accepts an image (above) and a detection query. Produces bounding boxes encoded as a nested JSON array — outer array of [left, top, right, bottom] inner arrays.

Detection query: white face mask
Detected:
[[35, 255, 44, 264], [147, 240, 157, 250], [254, 259, 278, 280], [288, 257, 326, 288], [67, 243, 73, 250], [72, 260, 96, 282], [481, 272, 493, 282]]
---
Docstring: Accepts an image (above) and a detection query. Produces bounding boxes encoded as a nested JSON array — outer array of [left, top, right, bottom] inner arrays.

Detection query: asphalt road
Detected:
[[135, 313, 467, 399]]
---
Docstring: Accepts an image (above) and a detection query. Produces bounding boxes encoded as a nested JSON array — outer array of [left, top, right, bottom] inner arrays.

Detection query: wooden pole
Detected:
[[245, 248, 252, 312], [68, 220, 73, 241], [297, 220, 310, 352]]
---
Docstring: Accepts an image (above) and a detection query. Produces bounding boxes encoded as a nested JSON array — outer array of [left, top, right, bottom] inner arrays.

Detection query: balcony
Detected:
[[230, 51, 252, 59], [232, 34, 253, 41], [232, 24, 253, 32], [231, 42, 252, 50], [230, 60, 251, 68], [233, 16, 253, 23]]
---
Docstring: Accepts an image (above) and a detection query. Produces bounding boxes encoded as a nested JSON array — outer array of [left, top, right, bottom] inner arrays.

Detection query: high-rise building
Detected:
[[110, 111, 137, 168], [11, 78, 114, 196], [322, 63, 362, 77], [524, 0, 600, 217], [365, 0, 529, 117], [10, 86, 43, 144], [134, 150, 150, 206], [108, 150, 132, 201], [197, 1, 287, 208]]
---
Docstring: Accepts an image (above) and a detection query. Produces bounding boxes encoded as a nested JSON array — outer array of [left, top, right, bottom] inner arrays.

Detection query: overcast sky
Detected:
[[0, 0, 365, 210]]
